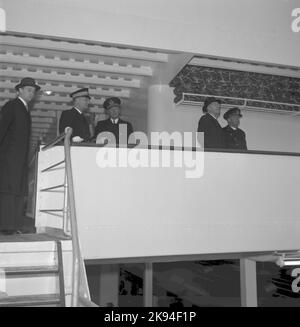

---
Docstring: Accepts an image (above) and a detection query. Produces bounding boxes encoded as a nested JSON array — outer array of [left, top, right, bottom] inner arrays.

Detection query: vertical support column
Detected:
[[56, 111, 60, 136], [147, 84, 175, 139], [0, 5, 6, 33], [240, 258, 257, 307], [99, 264, 119, 307], [62, 171, 69, 234], [143, 262, 153, 307], [0, 268, 6, 296]]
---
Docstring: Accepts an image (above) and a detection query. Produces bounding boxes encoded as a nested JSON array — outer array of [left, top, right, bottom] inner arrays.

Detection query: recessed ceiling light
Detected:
[[44, 90, 53, 95]]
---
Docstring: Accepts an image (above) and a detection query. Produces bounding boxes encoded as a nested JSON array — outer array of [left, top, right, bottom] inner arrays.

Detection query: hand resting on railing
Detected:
[[64, 127, 84, 143], [72, 136, 84, 143]]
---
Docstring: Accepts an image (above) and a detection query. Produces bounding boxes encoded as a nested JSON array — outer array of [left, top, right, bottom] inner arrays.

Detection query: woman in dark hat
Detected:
[[223, 107, 247, 150], [0, 77, 40, 234]]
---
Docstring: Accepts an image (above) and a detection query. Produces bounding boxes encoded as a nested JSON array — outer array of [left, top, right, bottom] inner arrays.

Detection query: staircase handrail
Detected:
[[41, 127, 85, 307]]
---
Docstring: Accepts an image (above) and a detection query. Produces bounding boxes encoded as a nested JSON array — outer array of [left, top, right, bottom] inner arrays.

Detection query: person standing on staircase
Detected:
[[0, 77, 41, 235]]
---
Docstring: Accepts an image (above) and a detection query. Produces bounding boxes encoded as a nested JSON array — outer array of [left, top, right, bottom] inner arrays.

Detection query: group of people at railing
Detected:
[[197, 97, 247, 150], [57, 86, 248, 151], [58, 86, 248, 151], [58, 87, 248, 151], [58, 88, 134, 145], [0, 76, 249, 235], [0, 78, 134, 235]]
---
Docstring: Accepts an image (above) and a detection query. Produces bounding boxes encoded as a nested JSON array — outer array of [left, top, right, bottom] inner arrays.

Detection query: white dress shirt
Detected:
[[111, 118, 119, 124], [18, 96, 28, 110], [74, 107, 82, 114]]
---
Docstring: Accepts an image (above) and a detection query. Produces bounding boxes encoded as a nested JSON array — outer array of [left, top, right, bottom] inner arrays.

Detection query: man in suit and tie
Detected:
[[197, 97, 225, 149], [0, 77, 40, 234], [94, 97, 134, 145], [223, 107, 247, 150], [59, 88, 91, 142]]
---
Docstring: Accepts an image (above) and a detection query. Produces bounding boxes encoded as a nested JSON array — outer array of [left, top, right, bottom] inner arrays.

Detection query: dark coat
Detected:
[[94, 118, 134, 144], [0, 98, 31, 195], [223, 125, 247, 150], [197, 113, 225, 149], [59, 108, 91, 141]]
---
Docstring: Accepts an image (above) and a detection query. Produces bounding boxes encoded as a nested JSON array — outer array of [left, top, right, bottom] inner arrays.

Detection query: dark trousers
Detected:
[[0, 193, 24, 231]]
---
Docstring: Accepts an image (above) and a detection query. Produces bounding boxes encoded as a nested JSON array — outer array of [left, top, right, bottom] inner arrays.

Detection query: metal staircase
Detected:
[[0, 128, 97, 307], [0, 240, 65, 307]]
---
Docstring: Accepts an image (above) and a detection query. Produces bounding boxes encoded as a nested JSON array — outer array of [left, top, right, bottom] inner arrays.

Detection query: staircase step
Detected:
[[0, 294, 61, 307], [1, 265, 59, 275]]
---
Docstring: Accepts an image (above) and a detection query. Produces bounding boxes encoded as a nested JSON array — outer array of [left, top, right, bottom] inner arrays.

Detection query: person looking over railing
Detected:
[[197, 97, 225, 149], [94, 97, 134, 145], [223, 107, 248, 150], [59, 88, 92, 143]]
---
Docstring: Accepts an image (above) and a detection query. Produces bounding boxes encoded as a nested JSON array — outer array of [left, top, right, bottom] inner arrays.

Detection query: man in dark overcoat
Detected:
[[197, 97, 225, 149], [0, 77, 40, 234], [59, 88, 91, 142]]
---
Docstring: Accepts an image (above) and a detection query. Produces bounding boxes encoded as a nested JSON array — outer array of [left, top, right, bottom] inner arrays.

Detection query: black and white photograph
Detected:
[[0, 0, 300, 311]]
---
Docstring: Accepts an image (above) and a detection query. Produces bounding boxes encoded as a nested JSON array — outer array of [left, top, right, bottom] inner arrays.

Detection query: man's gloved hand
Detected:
[[72, 136, 84, 143]]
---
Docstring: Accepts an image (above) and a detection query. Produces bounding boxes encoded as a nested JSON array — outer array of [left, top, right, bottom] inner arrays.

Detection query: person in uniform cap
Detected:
[[59, 88, 91, 142], [94, 97, 134, 145], [223, 107, 247, 150], [197, 96, 225, 149], [0, 77, 40, 234]]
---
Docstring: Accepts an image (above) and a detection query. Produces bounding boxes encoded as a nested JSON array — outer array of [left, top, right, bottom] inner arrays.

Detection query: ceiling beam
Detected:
[[30, 110, 57, 117], [32, 103, 103, 113], [0, 100, 105, 113], [31, 127, 57, 133], [31, 117, 53, 123], [32, 122, 52, 128], [31, 129, 56, 133], [0, 90, 105, 106], [31, 133, 56, 138], [1, 52, 153, 77], [0, 35, 169, 63], [0, 80, 131, 98], [0, 68, 141, 88]]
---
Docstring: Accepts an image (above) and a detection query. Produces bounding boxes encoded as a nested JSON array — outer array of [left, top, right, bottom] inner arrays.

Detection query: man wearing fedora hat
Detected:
[[0, 77, 40, 234], [59, 88, 91, 142], [223, 107, 247, 150], [197, 96, 225, 149], [94, 97, 134, 145]]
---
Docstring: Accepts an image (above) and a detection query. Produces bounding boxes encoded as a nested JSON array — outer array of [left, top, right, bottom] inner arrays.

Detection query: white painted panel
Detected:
[[39, 146, 300, 260], [5, 276, 59, 297], [0, 240, 72, 267]]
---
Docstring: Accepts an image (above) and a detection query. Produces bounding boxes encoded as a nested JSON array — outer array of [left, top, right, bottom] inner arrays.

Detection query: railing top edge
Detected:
[[39, 141, 300, 158]]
